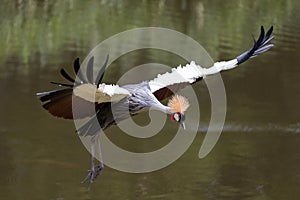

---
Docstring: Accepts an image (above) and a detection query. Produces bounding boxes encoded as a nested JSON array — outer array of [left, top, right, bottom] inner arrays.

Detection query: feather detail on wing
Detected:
[[73, 83, 131, 103], [150, 26, 274, 101], [37, 55, 116, 119], [149, 61, 223, 101], [37, 88, 97, 119]]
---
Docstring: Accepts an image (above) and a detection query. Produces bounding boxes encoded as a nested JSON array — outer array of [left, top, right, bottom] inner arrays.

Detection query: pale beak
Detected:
[[180, 121, 186, 130]]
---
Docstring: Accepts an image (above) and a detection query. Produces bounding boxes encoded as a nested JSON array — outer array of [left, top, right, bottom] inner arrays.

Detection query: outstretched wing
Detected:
[[37, 55, 130, 119], [149, 26, 274, 101]]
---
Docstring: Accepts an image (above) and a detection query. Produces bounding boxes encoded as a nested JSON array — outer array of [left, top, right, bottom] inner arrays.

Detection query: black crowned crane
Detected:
[[37, 26, 274, 188]]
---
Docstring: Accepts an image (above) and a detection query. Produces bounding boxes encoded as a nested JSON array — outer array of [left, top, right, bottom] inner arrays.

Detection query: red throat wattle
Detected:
[[171, 115, 175, 121]]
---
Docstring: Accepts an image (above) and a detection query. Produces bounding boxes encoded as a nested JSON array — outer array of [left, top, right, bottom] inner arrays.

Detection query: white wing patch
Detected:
[[149, 59, 238, 93], [73, 83, 131, 103]]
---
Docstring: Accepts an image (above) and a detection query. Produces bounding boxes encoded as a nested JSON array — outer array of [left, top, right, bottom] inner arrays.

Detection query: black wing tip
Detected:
[[73, 57, 88, 83], [48, 55, 109, 89], [74, 57, 80, 66], [73, 58, 80, 71], [60, 68, 76, 83], [86, 56, 95, 83], [96, 54, 110, 87], [52, 59, 79, 87], [236, 26, 274, 65]]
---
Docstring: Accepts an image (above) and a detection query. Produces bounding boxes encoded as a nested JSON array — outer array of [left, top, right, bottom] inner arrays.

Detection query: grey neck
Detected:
[[151, 103, 172, 114]]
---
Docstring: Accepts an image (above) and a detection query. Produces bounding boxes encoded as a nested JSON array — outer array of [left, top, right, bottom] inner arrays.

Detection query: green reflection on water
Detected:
[[0, 0, 300, 200], [0, 0, 299, 66]]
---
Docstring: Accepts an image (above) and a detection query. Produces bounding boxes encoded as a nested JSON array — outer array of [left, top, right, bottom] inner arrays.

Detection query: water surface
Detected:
[[0, 0, 300, 199]]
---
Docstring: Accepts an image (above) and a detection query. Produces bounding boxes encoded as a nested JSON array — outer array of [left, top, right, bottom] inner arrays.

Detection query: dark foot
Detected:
[[81, 164, 104, 189], [93, 163, 104, 180], [81, 168, 95, 189]]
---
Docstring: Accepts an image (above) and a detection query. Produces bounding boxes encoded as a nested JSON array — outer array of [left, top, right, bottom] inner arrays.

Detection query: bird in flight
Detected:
[[37, 26, 274, 188]]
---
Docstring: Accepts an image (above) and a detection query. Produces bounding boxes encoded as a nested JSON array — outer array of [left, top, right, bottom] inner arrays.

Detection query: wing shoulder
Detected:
[[73, 83, 131, 103]]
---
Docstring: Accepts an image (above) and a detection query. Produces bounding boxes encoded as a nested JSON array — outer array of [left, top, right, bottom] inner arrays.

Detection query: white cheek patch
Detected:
[[174, 114, 179, 121]]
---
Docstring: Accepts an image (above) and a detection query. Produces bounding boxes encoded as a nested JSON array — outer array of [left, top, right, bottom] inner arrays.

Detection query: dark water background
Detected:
[[0, 0, 300, 199]]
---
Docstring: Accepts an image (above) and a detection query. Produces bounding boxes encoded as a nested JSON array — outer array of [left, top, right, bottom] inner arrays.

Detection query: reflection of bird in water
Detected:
[[37, 26, 274, 189]]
